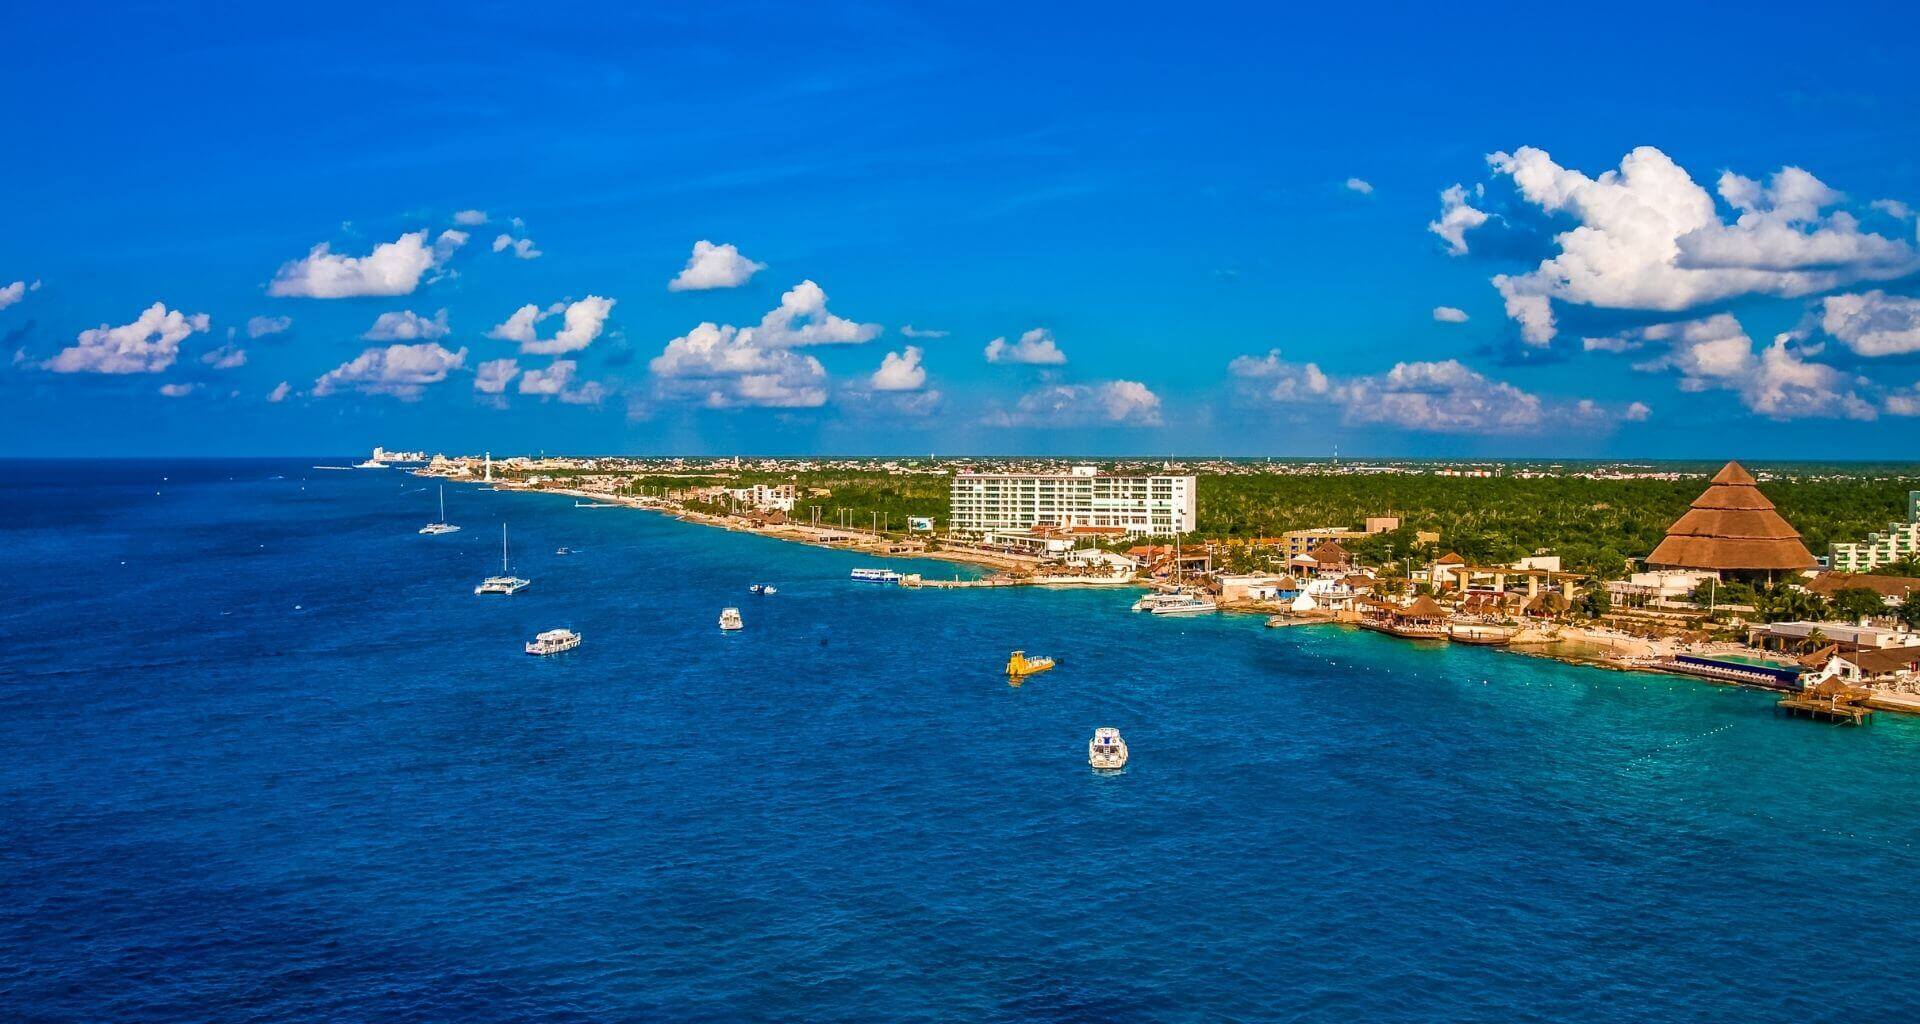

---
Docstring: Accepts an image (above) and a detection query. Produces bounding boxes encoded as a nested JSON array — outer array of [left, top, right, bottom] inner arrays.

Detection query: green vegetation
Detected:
[[1196, 472, 1920, 579], [514, 462, 1920, 581]]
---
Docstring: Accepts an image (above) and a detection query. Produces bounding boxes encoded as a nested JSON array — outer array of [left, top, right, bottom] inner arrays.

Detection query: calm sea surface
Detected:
[[4, 459, 1919, 1023]]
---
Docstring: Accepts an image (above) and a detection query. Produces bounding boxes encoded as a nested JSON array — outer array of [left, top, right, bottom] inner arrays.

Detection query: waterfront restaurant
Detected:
[[1645, 461, 1818, 583]]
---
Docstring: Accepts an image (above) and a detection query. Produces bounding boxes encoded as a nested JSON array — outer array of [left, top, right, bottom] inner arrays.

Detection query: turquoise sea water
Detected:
[[4, 459, 1920, 1022]]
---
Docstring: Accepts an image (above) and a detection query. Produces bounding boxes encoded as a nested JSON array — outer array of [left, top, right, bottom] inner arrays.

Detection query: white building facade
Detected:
[[949, 466, 1196, 537], [1829, 491, 1920, 573]]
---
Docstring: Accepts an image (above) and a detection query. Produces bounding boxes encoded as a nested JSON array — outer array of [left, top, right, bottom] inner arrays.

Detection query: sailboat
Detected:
[[474, 524, 530, 595], [419, 485, 461, 535]]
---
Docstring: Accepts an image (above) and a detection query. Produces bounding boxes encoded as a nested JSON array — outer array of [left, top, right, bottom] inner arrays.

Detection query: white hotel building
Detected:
[[949, 466, 1196, 537]]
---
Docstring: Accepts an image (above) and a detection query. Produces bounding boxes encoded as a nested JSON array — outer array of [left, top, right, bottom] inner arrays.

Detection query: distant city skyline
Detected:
[[6, 3, 1920, 458]]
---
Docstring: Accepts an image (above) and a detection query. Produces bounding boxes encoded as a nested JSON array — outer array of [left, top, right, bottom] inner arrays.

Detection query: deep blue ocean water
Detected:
[[4, 458, 1920, 1023]]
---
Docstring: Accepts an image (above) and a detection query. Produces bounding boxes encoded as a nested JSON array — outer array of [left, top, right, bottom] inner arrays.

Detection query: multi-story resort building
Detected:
[[1829, 491, 1920, 572], [949, 466, 1196, 537]]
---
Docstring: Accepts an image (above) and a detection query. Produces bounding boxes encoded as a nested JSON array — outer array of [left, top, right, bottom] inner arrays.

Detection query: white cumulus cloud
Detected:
[[491, 233, 542, 260], [364, 308, 451, 342], [45, 302, 209, 374], [1484, 146, 1918, 345], [668, 240, 766, 291], [871, 346, 927, 391], [268, 381, 292, 403], [985, 327, 1067, 365], [0, 279, 36, 310], [1820, 290, 1920, 357], [516, 360, 607, 404], [268, 230, 461, 298], [1345, 177, 1374, 195], [486, 296, 615, 355], [158, 382, 200, 398], [201, 343, 247, 369], [1231, 349, 1636, 434], [246, 315, 292, 338], [648, 321, 828, 408], [1605, 313, 1876, 420], [313, 343, 467, 399], [900, 325, 949, 338], [474, 358, 520, 394], [453, 209, 489, 226], [1428, 183, 1489, 256], [988, 380, 1162, 427], [1432, 306, 1470, 323]]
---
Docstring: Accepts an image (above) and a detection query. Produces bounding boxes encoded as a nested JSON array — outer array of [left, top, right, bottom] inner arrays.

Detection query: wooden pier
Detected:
[[1775, 679, 1876, 726]]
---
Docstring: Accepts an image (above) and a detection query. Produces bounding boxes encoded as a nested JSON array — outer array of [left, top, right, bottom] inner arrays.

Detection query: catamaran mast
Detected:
[[501, 524, 509, 573]]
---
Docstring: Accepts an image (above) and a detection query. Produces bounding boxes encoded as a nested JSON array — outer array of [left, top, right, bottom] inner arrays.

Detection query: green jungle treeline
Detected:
[[530, 466, 1920, 581]]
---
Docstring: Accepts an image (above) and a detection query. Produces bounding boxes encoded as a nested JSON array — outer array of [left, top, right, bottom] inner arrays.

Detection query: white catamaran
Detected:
[[475, 524, 530, 595], [419, 485, 461, 535]]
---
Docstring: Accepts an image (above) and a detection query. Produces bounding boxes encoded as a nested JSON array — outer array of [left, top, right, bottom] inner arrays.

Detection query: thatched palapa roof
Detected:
[[1646, 461, 1817, 571]]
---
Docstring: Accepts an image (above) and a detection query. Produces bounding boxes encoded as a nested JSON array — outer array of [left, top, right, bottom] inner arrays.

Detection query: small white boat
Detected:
[[354, 459, 388, 469], [719, 607, 744, 630], [574, 500, 620, 508], [850, 568, 902, 583], [1131, 591, 1217, 615], [1089, 727, 1129, 769], [475, 524, 531, 595], [525, 628, 581, 656], [749, 583, 778, 595], [419, 485, 461, 535]]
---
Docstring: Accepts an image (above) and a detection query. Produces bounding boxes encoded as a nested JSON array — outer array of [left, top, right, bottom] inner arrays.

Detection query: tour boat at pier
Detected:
[[475, 524, 531, 595], [1446, 623, 1517, 646], [1131, 591, 1217, 615], [1089, 727, 1129, 769], [719, 607, 744, 630], [525, 628, 581, 656], [749, 583, 778, 595], [1005, 650, 1055, 678], [850, 568, 902, 583], [419, 485, 461, 535]]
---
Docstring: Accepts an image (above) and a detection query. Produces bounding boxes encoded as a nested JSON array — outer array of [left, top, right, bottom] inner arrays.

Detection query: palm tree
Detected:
[[1801, 627, 1829, 654]]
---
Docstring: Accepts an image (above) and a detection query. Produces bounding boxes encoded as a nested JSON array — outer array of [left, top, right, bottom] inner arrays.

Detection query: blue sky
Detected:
[[6, 1, 1920, 458]]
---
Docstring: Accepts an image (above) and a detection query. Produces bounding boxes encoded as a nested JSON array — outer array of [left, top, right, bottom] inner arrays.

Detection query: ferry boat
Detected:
[[525, 628, 581, 655], [850, 568, 903, 584], [475, 524, 531, 595], [419, 485, 461, 535], [1088, 727, 1129, 770], [719, 607, 744, 630], [1006, 650, 1055, 678], [1131, 591, 1217, 615], [749, 583, 778, 595]]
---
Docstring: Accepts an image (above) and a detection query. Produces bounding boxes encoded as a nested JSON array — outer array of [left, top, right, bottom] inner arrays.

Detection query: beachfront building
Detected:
[[949, 466, 1195, 537], [1645, 461, 1818, 583], [724, 483, 796, 512], [1605, 569, 1718, 609], [1828, 491, 1920, 573]]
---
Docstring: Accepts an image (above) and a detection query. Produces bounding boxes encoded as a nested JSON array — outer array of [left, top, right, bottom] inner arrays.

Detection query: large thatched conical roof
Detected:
[[1646, 461, 1817, 571]]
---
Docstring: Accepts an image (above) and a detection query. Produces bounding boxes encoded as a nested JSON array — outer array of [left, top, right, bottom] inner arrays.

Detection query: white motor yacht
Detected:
[[1131, 591, 1217, 615], [1089, 728, 1129, 769], [850, 568, 902, 583], [419, 485, 461, 535], [525, 628, 581, 656], [719, 607, 744, 630], [475, 524, 531, 595]]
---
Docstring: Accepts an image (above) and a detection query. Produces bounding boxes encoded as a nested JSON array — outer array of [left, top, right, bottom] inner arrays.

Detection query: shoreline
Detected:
[[439, 472, 1914, 719]]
